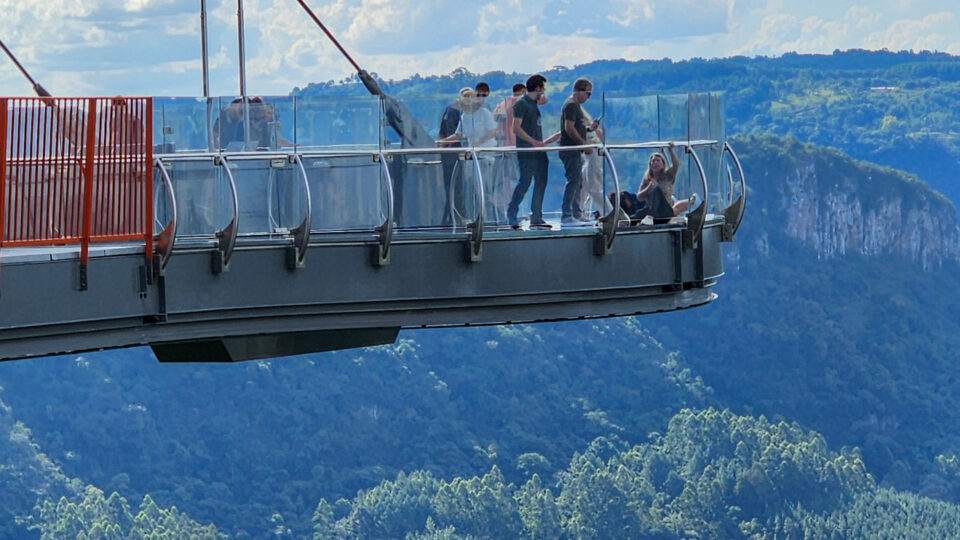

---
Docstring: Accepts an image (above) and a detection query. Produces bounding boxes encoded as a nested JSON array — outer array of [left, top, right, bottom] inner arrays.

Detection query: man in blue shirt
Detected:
[[506, 74, 560, 230]]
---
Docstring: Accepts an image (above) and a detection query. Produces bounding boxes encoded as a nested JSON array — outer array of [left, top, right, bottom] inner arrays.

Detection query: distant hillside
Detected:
[[660, 133, 960, 501], [297, 49, 960, 204]]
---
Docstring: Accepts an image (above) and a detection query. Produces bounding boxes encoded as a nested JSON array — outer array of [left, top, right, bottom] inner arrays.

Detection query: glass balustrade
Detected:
[[151, 91, 729, 238]]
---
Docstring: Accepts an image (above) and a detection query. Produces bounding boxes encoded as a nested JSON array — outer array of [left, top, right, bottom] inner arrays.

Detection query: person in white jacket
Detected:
[[578, 107, 611, 219]]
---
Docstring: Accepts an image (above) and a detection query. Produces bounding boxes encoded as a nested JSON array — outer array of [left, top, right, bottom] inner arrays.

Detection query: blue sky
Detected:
[[0, 0, 957, 97]]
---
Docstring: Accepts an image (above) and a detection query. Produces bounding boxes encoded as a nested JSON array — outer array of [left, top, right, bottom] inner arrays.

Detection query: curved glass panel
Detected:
[[153, 159, 233, 237], [302, 154, 383, 231]]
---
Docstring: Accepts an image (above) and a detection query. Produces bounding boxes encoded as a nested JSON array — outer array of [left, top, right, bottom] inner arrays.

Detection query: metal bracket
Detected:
[[683, 144, 708, 248], [721, 222, 735, 243], [465, 148, 484, 263], [672, 230, 684, 290], [465, 222, 483, 262], [212, 156, 240, 274], [153, 158, 178, 274], [721, 142, 746, 239], [287, 155, 313, 269], [597, 144, 622, 255], [137, 264, 148, 299], [373, 152, 394, 266]]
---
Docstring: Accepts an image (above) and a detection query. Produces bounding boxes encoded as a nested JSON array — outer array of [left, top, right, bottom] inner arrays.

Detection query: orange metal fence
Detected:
[[0, 97, 153, 267]]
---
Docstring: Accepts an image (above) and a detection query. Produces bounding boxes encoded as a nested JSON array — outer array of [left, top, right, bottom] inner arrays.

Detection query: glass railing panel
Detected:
[[154, 159, 233, 237], [604, 147, 643, 210], [708, 92, 726, 215], [474, 150, 516, 227], [382, 95, 449, 149], [722, 144, 745, 211], [489, 147, 568, 231], [601, 94, 660, 145], [302, 154, 383, 232], [226, 158, 306, 235], [254, 95, 295, 151], [390, 151, 477, 229], [293, 95, 380, 151], [688, 92, 724, 215], [657, 94, 690, 142], [153, 97, 215, 153], [211, 96, 294, 152], [490, 96, 520, 147]]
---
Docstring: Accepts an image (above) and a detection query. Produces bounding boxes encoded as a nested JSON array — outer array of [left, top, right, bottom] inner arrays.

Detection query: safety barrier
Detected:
[[0, 97, 153, 287]]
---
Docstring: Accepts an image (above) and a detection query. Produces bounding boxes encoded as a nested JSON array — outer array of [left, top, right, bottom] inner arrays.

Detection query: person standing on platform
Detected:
[[558, 78, 596, 226], [506, 74, 560, 230], [437, 88, 471, 226], [578, 106, 610, 219], [493, 83, 525, 146]]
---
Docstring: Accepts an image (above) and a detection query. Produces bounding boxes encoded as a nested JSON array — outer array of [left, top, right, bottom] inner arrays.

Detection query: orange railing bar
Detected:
[[0, 98, 7, 254], [81, 98, 97, 267]]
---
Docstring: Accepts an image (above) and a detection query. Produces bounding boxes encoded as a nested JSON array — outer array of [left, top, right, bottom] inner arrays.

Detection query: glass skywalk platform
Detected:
[[0, 91, 744, 362]]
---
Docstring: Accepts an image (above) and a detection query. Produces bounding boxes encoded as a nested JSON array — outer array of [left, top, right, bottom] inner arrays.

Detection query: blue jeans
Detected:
[[507, 153, 549, 224]]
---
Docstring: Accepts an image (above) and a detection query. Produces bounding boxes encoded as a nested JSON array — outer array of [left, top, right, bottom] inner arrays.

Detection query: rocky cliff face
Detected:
[[739, 136, 960, 270]]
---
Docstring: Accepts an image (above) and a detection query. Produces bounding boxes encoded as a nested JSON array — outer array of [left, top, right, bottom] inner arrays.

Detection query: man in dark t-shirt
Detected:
[[559, 78, 596, 224], [506, 74, 560, 229]]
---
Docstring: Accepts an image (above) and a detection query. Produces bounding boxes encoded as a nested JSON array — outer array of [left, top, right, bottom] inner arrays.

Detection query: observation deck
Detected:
[[0, 91, 744, 362]]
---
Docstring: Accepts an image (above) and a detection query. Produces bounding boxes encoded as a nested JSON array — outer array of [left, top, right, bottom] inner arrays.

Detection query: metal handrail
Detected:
[[152, 138, 722, 252], [467, 148, 484, 260], [723, 142, 746, 238], [213, 156, 240, 271], [603, 139, 718, 151], [152, 158, 178, 272], [598, 144, 622, 253], [153, 140, 710, 160], [472, 143, 603, 156], [291, 154, 312, 267], [374, 151, 394, 264], [683, 144, 709, 245]]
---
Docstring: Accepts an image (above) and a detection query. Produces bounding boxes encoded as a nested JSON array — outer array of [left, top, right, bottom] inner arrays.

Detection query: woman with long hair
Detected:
[[638, 142, 696, 216]]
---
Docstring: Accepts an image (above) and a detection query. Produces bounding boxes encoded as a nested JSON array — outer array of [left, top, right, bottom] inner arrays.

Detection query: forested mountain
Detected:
[[315, 409, 960, 539], [4, 50, 960, 537], [660, 133, 960, 500], [300, 49, 960, 205]]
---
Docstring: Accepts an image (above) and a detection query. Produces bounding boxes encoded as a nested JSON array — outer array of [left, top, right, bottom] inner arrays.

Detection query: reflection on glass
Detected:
[[303, 155, 383, 231], [153, 97, 214, 153], [603, 95, 659, 144], [227, 159, 306, 235], [154, 160, 232, 236], [294, 95, 380, 150]]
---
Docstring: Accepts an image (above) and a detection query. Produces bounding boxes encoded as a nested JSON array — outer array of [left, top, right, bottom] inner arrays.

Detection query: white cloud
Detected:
[[0, 0, 958, 97], [864, 12, 956, 52], [845, 6, 882, 30]]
